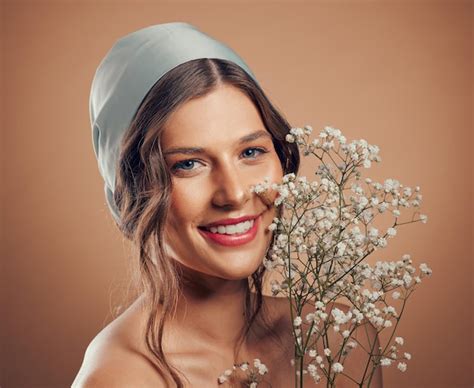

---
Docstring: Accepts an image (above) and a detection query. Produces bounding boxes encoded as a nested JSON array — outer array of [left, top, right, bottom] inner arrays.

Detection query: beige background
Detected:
[[1, 1, 472, 387]]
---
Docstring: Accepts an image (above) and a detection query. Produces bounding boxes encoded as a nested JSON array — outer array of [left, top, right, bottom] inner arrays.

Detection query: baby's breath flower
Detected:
[[241, 126, 429, 387], [332, 362, 344, 373], [253, 358, 268, 376], [387, 227, 397, 237], [392, 291, 401, 300], [268, 223, 277, 231], [307, 363, 317, 375], [384, 320, 393, 328], [347, 341, 357, 349], [305, 312, 315, 323], [397, 362, 407, 372], [419, 263, 432, 275], [395, 336, 404, 346]]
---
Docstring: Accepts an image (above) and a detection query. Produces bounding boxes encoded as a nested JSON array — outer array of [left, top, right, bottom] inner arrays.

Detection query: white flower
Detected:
[[304, 124, 313, 134], [306, 313, 315, 323], [397, 362, 407, 372], [383, 306, 397, 316], [290, 127, 304, 137], [403, 272, 412, 287], [387, 227, 397, 237], [404, 352, 412, 360], [307, 363, 317, 375], [368, 227, 379, 238], [384, 178, 400, 192], [419, 263, 432, 275], [347, 341, 357, 349], [420, 214, 428, 223], [268, 223, 277, 231], [395, 336, 404, 346], [376, 202, 388, 213], [392, 291, 401, 300], [336, 242, 347, 256], [240, 363, 249, 371], [218, 375, 227, 384], [253, 358, 268, 375], [332, 362, 344, 373], [250, 383, 258, 388], [246, 126, 429, 383]]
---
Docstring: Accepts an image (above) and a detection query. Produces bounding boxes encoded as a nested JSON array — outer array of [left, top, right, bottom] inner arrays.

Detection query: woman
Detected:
[[73, 23, 383, 387]]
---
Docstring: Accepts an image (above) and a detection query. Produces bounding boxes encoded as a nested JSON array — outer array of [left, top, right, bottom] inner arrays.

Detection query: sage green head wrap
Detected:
[[89, 22, 259, 223]]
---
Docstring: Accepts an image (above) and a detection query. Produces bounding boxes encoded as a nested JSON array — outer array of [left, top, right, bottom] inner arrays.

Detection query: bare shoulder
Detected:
[[72, 328, 170, 388], [72, 297, 171, 387]]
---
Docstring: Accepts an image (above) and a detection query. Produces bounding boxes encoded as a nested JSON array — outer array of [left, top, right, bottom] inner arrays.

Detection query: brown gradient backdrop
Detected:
[[1, 1, 472, 387]]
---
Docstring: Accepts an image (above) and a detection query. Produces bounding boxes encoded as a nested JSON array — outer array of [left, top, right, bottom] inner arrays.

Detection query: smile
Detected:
[[198, 216, 260, 247]]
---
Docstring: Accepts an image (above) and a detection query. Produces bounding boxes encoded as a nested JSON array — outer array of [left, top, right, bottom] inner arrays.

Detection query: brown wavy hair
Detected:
[[112, 58, 300, 387]]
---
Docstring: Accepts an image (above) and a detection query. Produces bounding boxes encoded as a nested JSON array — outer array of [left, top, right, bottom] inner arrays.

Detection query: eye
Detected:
[[242, 147, 268, 159], [170, 147, 269, 174], [171, 159, 201, 172]]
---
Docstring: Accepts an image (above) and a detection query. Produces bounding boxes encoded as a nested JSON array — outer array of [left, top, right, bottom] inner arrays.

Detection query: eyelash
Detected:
[[171, 147, 269, 173]]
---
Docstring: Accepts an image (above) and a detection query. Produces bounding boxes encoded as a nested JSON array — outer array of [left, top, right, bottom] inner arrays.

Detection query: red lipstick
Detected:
[[198, 214, 261, 247]]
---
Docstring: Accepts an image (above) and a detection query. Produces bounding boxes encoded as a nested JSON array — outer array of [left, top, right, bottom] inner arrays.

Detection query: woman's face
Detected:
[[160, 84, 284, 281]]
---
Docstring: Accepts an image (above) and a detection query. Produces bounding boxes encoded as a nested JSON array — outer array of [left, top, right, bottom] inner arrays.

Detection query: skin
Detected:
[[73, 84, 383, 387], [159, 83, 284, 349]]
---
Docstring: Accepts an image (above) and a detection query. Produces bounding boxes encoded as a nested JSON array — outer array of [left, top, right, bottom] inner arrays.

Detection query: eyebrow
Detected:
[[163, 129, 272, 156]]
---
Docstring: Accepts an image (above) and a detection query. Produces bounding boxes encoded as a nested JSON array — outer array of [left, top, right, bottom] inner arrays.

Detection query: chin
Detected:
[[215, 252, 266, 281]]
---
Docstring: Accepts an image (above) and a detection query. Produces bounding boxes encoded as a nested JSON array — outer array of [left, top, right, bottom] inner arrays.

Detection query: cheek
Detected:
[[167, 181, 207, 228], [269, 153, 284, 181], [262, 153, 284, 201]]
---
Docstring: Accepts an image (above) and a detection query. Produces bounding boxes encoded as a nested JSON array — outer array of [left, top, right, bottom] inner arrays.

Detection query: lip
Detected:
[[198, 215, 261, 247], [201, 214, 260, 228]]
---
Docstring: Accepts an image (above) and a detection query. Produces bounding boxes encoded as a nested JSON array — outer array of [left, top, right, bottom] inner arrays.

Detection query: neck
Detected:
[[173, 264, 251, 349]]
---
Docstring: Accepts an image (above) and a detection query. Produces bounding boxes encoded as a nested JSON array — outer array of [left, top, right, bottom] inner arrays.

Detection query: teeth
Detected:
[[208, 220, 254, 235]]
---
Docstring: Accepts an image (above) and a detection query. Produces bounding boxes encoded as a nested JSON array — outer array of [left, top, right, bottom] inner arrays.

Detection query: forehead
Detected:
[[161, 85, 267, 148]]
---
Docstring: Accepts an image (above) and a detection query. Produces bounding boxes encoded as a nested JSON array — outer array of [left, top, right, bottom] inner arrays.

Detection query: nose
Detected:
[[211, 162, 251, 209]]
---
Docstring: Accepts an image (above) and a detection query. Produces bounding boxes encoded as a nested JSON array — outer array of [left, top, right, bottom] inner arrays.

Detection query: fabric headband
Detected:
[[89, 22, 259, 223]]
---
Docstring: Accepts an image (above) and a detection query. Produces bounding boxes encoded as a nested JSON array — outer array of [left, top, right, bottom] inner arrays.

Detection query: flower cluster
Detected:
[[218, 359, 269, 387], [248, 125, 432, 387]]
